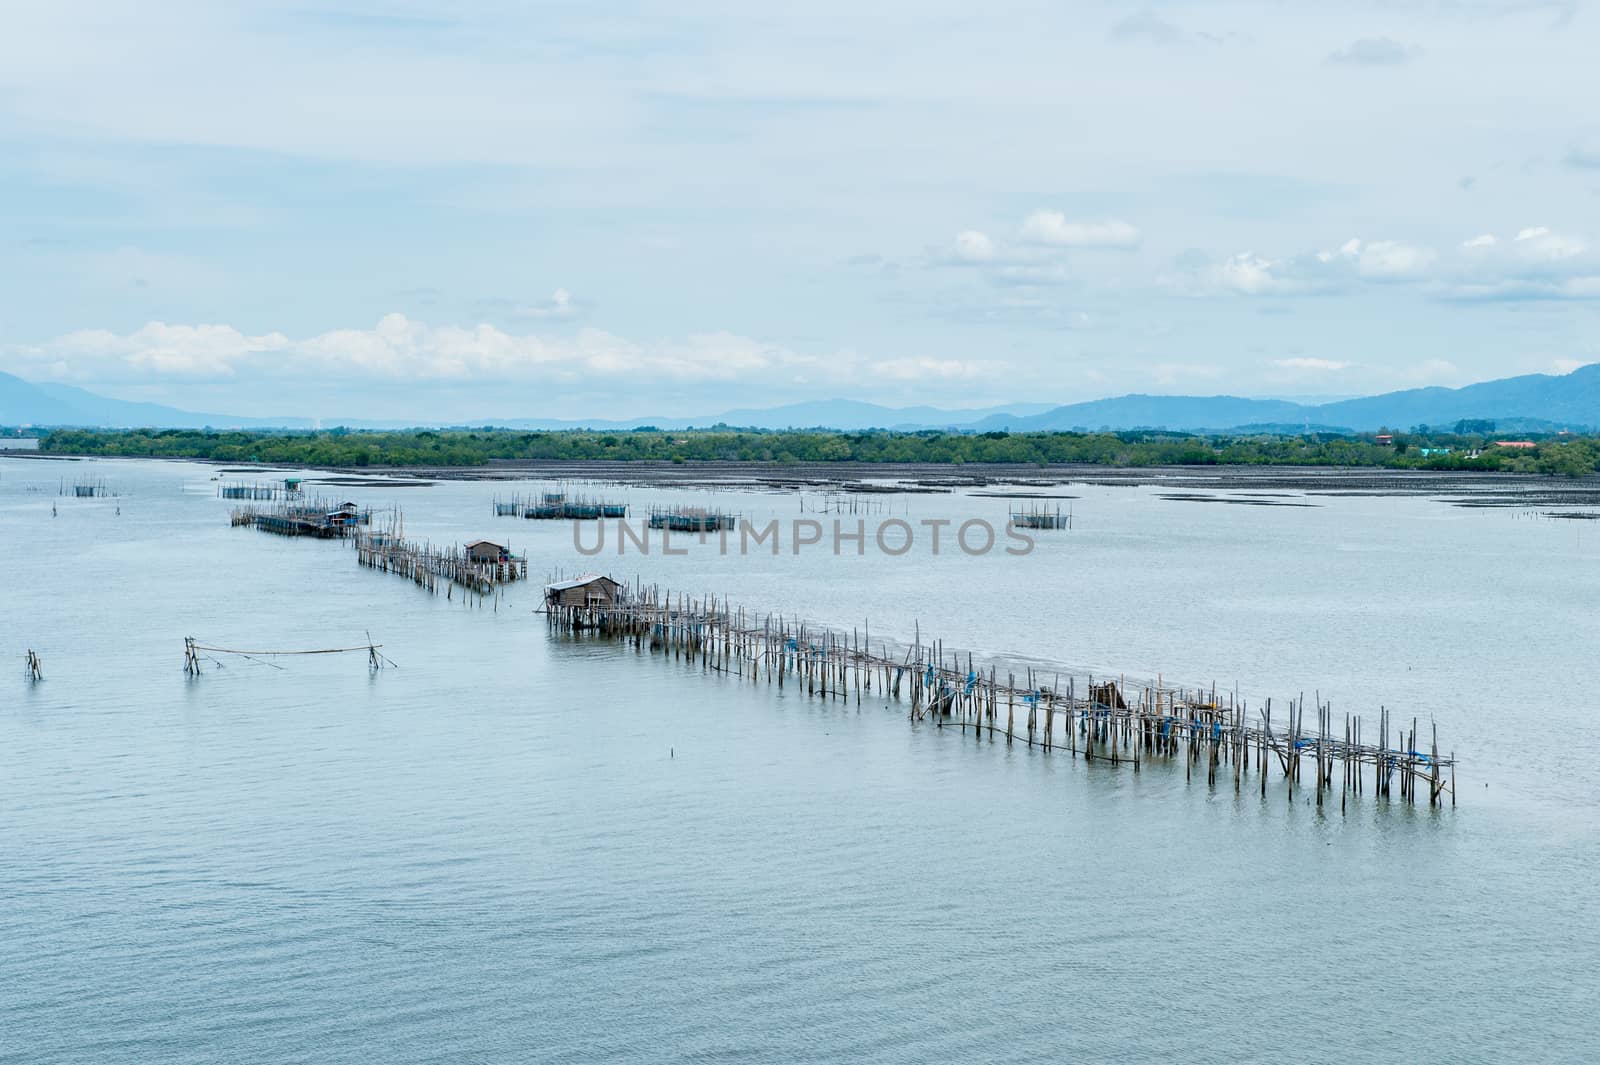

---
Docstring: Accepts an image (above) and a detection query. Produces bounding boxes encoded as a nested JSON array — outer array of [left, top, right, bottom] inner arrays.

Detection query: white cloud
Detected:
[[1189, 246, 1357, 296], [1460, 226, 1590, 268], [1313, 238, 1434, 280], [1180, 231, 1578, 299], [932, 226, 1080, 283], [5, 314, 1004, 390], [1021, 211, 1141, 249], [1512, 226, 1585, 262], [41, 322, 290, 377], [870, 357, 988, 381], [0, 4, 1595, 420], [1184, 233, 1465, 295], [1443, 225, 1599, 300], [1349, 239, 1436, 280], [1209, 252, 1301, 295], [1178, 236, 1435, 297]]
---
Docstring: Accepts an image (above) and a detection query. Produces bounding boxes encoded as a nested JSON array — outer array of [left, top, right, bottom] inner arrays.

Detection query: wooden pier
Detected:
[[495, 490, 628, 519], [232, 498, 372, 538], [355, 531, 527, 595], [546, 584, 1457, 808]]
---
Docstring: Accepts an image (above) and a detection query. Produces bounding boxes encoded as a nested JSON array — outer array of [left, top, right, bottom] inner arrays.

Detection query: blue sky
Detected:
[[2, 0, 1598, 421]]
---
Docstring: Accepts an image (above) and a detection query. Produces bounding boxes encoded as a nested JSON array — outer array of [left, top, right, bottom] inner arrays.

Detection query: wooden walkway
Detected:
[[231, 498, 371, 538], [355, 532, 527, 596], [548, 584, 1456, 808]]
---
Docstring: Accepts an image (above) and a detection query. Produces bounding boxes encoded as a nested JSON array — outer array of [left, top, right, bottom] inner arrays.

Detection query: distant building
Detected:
[[1418, 447, 1452, 457], [1375, 434, 1394, 446], [465, 539, 509, 563], [326, 502, 362, 527], [1493, 441, 1537, 449], [545, 574, 624, 610]]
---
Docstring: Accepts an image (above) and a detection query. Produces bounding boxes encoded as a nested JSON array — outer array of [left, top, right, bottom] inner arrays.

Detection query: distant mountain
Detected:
[[489, 399, 1056, 432], [1314, 365, 1600, 429], [0, 373, 1051, 432], [696, 399, 1057, 430], [972, 364, 1600, 433], [3, 363, 1598, 434], [1, 372, 81, 426], [973, 395, 1309, 433], [0, 371, 311, 429]]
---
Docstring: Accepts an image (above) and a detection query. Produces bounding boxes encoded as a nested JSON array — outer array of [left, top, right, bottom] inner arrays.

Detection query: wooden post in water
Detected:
[[1006, 672, 1014, 744], [538, 579, 1456, 812]]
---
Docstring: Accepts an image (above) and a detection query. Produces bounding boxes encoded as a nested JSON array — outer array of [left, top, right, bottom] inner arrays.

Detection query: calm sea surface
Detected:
[[2, 457, 1598, 1063]]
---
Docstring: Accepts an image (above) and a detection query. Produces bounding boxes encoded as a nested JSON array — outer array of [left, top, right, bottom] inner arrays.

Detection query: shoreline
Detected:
[[12, 451, 1600, 504]]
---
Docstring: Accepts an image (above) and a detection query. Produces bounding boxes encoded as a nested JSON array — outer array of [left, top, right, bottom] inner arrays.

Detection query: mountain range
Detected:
[[3, 365, 1597, 434], [970, 364, 1600, 432], [0, 372, 309, 430]]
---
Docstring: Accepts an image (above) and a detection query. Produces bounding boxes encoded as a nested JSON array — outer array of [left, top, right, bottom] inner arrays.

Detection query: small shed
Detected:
[[545, 574, 624, 610], [326, 501, 363, 527], [465, 539, 509, 563]]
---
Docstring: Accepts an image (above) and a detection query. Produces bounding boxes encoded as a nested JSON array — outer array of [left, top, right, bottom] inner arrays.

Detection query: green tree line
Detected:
[[33, 426, 1600, 476]]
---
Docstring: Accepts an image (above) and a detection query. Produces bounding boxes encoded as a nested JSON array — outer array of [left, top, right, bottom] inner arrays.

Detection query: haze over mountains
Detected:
[[3, 365, 1597, 434], [971, 364, 1600, 433]]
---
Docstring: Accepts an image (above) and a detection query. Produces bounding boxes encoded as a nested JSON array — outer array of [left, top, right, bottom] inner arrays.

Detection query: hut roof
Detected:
[[465, 539, 507, 551], [545, 573, 621, 592]]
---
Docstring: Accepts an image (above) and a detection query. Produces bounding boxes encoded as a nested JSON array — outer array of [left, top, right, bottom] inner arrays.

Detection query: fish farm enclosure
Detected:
[[208, 471, 1459, 811], [9, 455, 1600, 1065]]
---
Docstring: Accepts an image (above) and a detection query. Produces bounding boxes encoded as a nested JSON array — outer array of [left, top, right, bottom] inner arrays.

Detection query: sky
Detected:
[[2, 0, 1599, 422]]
